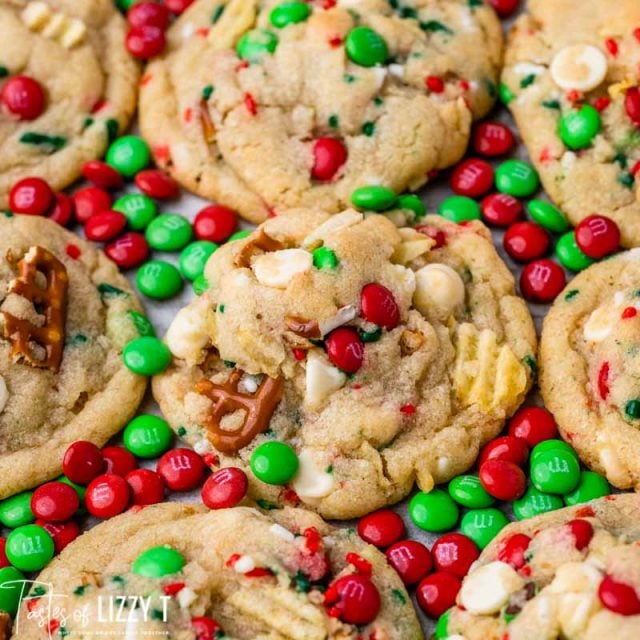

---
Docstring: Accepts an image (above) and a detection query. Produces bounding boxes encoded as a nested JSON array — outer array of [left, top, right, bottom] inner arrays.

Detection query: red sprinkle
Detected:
[[65, 244, 81, 260], [400, 404, 416, 415], [622, 307, 638, 319], [293, 348, 307, 361], [328, 36, 343, 47], [244, 93, 257, 116], [345, 552, 373, 577], [605, 38, 619, 56], [425, 76, 445, 93], [598, 362, 611, 400], [593, 96, 611, 112], [162, 582, 185, 596]]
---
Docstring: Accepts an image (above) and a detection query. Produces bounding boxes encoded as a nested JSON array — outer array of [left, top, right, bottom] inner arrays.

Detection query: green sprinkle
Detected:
[[619, 173, 635, 188], [542, 99, 561, 110], [223, 360, 235, 368], [499, 82, 514, 105], [67, 334, 88, 346], [20, 132, 67, 151], [60, 626, 69, 638], [520, 74, 536, 88], [212, 5, 224, 22], [564, 289, 579, 301], [98, 283, 127, 298], [218, 303, 225, 313], [83, 117, 94, 130], [362, 121, 375, 136], [392, 589, 407, 605], [328, 114, 339, 128], [359, 327, 382, 342], [344, 74, 356, 83], [420, 20, 453, 35], [177, 426, 187, 437], [373, 97, 384, 106], [30, 586, 46, 597], [294, 571, 311, 593], [202, 84, 214, 100], [151, 609, 164, 621], [0, 66, 8, 78], [3, 211, 14, 218], [111, 576, 125, 584], [468, 0, 482, 6], [256, 499, 278, 510], [326, 465, 333, 473], [126, 310, 156, 337], [106, 118, 119, 143], [523, 355, 537, 376], [485, 79, 497, 98], [614, 152, 628, 169], [73, 585, 86, 596], [625, 399, 640, 420], [399, 6, 417, 18]]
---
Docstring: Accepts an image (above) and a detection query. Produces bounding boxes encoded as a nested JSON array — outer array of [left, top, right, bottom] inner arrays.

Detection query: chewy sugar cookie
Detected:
[[0, 215, 147, 499], [0, 0, 139, 206], [502, 0, 640, 247], [11, 502, 423, 639], [447, 493, 640, 640], [139, 0, 503, 223], [540, 251, 640, 491], [153, 209, 536, 519]]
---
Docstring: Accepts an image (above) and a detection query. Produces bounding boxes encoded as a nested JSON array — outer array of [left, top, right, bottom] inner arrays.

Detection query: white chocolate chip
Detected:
[[177, 587, 198, 609], [548, 562, 602, 594], [558, 592, 600, 637], [291, 449, 335, 500], [304, 350, 346, 410], [21, 2, 51, 29], [165, 302, 211, 364], [233, 555, 255, 574], [252, 249, 312, 288], [550, 44, 607, 91], [238, 373, 262, 394], [459, 561, 525, 615], [561, 151, 577, 171], [193, 438, 212, 455], [302, 210, 363, 248], [0, 375, 7, 415], [583, 306, 616, 342], [388, 64, 404, 78], [319, 305, 357, 336], [60, 18, 86, 48], [269, 523, 295, 542], [41, 13, 67, 39], [413, 264, 465, 320]]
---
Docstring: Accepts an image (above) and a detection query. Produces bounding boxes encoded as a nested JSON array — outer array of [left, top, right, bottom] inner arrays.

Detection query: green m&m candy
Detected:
[[559, 105, 601, 150], [123, 336, 171, 376], [106, 135, 150, 178], [145, 214, 192, 252], [397, 194, 426, 219], [438, 195, 481, 223], [531, 439, 577, 462], [123, 414, 173, 458], [556, 231, 594, 271], [0, 566, 26, 616], [136, 260, 183, 299], [133, 546, 185, 578], [345, 27, 388, 67], [6, 525, 54, 572], [193, 274, 210, 296], [0, 492, 34, 529], [236, 29, 278, 62], [434, 608, 452, 639], [564, 471, 610, 506], [270, 1, 310, 27], [250, 442, 299, 485], [531, 449, 581, 495], [495, 159, 540, 197], [113, 193, 157, 230], [448, 475, 495, 508], [513, 486, 563, 521], [351, 185, 397, 211], [179, 241, 218, 281], [460, 508, 509, 549], [228, 230, 251, 242], [313, 246, 339, 270], [127, 310, 156, 337], [115, 0, 138, 10], [408, 489, 459, 533], [527, 199, 569, 233]]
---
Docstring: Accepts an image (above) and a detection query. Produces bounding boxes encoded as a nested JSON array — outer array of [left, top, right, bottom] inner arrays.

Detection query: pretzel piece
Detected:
[[235, 228, 284, 268], [1, 246, 68, 372], [0, 612, 9, 640], [200, 100, 216, 144], [196, 369, 284, 453]]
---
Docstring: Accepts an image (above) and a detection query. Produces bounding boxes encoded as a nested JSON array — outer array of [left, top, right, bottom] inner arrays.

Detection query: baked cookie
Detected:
[[11, 502, 423, 639], [0, 0, 139, 206], [502, 0, 640, 247], [0, 214, 147, 499], [152, 209, 536, 519], [447, 493, 640, 640], [139, 0, 503, 223], [540, 251, 640, 491]]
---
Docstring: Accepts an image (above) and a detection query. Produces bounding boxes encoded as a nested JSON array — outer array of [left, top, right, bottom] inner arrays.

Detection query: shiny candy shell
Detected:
[[472, 121, 515, 157], [201, 467, 248, 509], [480, 193, 522, 227], [575, 215, 620, 259], [450, 158, 494, 198], [133, 546, 185, 578], [325, 327, 364, 373], [157, 448, 206, 492], [6, 524, 54, 571], [479, 459, 526, 501], [105, 232, 150, 269], [360, 283, 400, 330], [520, 258, 566, 303], [416, 572, 461, 618], [85, 474, 130, 519], [431, 533, 479, 578], [503, 221, 550, 262], [30, 481, 79, 522], [357, 509, 405, 548], [385, 540, 433, 585], [508, 406, 558, 446]]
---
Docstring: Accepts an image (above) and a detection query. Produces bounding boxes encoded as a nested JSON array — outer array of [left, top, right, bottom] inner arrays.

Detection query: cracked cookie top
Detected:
[[139, 0, 502, 223], [153, 209, 536, 519], [12, 503, 423, 640]]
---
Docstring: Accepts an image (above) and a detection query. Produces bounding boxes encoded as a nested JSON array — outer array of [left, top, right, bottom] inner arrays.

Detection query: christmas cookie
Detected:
[[540, 251, 640, 491], [139, 0, 503, 223], [502, 0, 640, 247], [447, 493, 640, 640], [0, 0, 139, 206], [152, 209, 536, 519], [11, 502, 423, 639], [0, 214, 147, 499]]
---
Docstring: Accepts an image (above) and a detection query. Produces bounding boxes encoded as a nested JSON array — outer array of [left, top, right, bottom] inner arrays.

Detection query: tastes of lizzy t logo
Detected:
[[3, 580, 170, 638]]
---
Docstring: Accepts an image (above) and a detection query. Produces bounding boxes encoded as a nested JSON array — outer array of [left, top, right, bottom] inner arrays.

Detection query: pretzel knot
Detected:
[[1, 245, 68, 372], [196, 369, 284, 453]]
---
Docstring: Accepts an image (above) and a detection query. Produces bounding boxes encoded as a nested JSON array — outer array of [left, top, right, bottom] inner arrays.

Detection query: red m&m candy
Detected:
[[489, 0, 519, 17], [35, 520, 80, 554], [416, 572, 461, 618], [72, 186, 112, 224], [385, 540, 432, 585], [128, 2, 171, 29], [81, 160, 124, 190], [566, 519, 593, 550], [105, 232, 150, 269], [31, 482, 80, 522], [479, 459, 526, 501], [520, 259, 566, 304], [165, 0, 194, 13], [479, 436, 529, 468], [63, 441, 104, 485], [503, 222, 550, 262], [508, 406, 558, 447], [9, 177, 53, 215], [126, 469, 165, 505], [85, 210, 127, 242], [598, 575, 640, 616], [312, 138, 347, 181], [157, 448, 206, 492], [324, 574, 381, 625], [85, 474, 130, 518], [497, 533, 531, 570], [325, 327, 364, 373], [575, 215, 620, 259], [472, 121, 515, 156], [194, 205, 237, 243], [126, 25, 166, 58], [102, 446, 137, 477], [0, 538, 9, 568], [357, 509, 405, 548], [480, 193, 522, 227], [191, 617, 223, 640], [135, 169, 179, 199], [201, 467, 248, 509], [450, 158, 494, 198], [47, 193, 75, 227], [431, 533, 479, 578], [360, 283, 400, 330], [1, 76, 46, 120]]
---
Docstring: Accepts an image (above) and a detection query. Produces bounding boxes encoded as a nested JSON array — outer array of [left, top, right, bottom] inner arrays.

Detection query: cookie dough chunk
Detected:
[[0, 215, 147, 498], [153, 209, 536, 519], [0, 0, 139, 206], [502, 0, 640, 247], [139, 0, 503, 223], [448, 494, 640, 640], [12, 502, 423, 639], [540, 251, 640, 490]]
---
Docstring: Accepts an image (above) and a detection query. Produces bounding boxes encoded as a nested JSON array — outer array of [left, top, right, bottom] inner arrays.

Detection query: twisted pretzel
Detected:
[[1, 246, 68, 372], [196, 369, 284, 453]]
